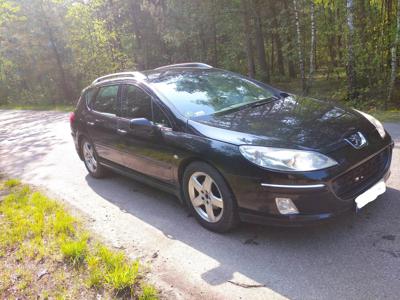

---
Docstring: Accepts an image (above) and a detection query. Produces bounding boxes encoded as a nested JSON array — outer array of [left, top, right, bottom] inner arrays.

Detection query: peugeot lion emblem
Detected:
[[345, 132, 367, 149]]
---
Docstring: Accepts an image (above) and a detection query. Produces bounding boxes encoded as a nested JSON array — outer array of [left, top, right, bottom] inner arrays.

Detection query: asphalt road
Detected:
[[0, 110, 399, 300]]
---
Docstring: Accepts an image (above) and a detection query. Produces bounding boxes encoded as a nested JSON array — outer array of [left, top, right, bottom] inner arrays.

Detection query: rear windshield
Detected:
[[147, 69, 274, 118]]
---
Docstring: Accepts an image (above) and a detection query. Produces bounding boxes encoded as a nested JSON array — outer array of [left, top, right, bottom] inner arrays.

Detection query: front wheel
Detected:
[[183, 162, 239, 232], [81, 137, 107, 178]]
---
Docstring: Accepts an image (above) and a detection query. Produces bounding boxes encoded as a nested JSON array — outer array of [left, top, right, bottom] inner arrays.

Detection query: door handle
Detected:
[[87, 121, 95, 126], [117, 129, 128, 135]]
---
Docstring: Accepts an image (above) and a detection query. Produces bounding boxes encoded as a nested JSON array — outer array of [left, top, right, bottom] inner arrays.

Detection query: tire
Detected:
[[80, 137, 107, 178], [183, 161, 239, 232]]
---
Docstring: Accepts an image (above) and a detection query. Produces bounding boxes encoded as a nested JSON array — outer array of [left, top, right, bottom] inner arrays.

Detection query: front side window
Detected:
[[153, 103, 171, 128], [91, 85, 118, 114], [122, 85, 152, 120]]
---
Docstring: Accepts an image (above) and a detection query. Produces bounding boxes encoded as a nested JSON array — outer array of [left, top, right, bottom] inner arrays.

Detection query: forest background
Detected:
[[1, 0, 399, 116]]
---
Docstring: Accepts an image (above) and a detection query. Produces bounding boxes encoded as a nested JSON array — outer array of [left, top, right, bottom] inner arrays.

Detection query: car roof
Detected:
[[89, 62, 213, 87]]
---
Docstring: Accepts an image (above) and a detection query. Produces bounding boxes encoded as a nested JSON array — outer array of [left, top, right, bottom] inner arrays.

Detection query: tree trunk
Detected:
[[211, 0, 218, 67], [107, 0, 125, 69], [39, 1, 72, 103], [346, 0, 357, 99], [252, 0, 269, 82], [241, 0, 256, 78], [283, 0, 296, 78], [386, 0, 394, 72], [308, 0, 316, 93], [199, 25, 207, 62], [271, 1, 285, 76], [130, 0, 145, 70], [293, 0, 306, 93], [337, 7, 343, 64], [327, 6, 337, 70], [387, 0, 400, 107], [359, 0, 367, 50], [270, 35, 275, 75]]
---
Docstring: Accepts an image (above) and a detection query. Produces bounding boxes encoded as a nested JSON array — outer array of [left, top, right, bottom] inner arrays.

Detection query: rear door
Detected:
[[86, 84, 125, 165], [117, 84, 175, 182]]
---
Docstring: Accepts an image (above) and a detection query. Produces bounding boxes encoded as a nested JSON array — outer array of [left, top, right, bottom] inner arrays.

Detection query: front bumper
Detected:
[[228, 142, 394, 226], [239, 169, 391, 226]]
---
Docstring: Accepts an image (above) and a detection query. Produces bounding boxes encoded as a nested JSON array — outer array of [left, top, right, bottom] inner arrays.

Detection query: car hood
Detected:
[[188, 95, 373, 152]]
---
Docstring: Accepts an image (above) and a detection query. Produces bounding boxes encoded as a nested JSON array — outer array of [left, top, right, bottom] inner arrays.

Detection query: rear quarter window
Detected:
[[84, 88, 96, 106]]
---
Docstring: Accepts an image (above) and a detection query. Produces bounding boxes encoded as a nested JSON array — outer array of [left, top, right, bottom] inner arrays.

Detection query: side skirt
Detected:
[[99, 159, 183, 203]]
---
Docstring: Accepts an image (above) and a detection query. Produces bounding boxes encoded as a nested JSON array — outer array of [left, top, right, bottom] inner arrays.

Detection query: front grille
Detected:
[[332, 149, 389, 199]]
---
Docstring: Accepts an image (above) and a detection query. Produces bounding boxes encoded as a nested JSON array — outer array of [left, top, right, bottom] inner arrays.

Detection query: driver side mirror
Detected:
[[129, 117, 160, 138], [129, 117, 153, 129]]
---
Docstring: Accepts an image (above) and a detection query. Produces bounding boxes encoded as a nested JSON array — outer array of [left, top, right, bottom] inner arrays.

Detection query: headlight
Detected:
[[239, 146, 338, 172], [355, 109, 386, 138]]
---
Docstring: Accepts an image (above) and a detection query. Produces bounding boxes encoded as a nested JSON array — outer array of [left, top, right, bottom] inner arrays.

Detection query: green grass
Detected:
[[273, 73, 348, 103], [0, 103, 74, 112], [139, 284, 159, 300], [2, 178, 21, 188], [368, 109, 400, 123], [272, 74, 400, 123], [87, 244, 140, 293], [0, 178, 158, 299], [60, 236, 88, 266]]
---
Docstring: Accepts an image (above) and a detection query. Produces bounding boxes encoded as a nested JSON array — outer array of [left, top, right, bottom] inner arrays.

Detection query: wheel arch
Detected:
[[177, 156, 237, 208], [77, 132, 90, 161]]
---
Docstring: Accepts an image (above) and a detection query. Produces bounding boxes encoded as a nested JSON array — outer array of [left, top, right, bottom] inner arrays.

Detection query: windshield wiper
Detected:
[[213, 96, 279, 115], [247, 96, 279, 108]]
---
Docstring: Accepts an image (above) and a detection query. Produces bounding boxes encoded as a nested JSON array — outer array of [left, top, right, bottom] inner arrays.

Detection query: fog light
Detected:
[[275, 198, 299, 215]]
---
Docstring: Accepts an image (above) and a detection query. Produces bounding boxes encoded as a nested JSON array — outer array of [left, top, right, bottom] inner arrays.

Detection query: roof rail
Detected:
[[154, 62, 213, 71], [91, 71, 146, 85]]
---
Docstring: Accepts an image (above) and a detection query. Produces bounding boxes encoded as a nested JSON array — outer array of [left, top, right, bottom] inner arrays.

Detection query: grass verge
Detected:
[[0, 178, 158, 299], [272, 75, 400, 123], [0, 104, 74, 112], [367, 109, 400, 123]]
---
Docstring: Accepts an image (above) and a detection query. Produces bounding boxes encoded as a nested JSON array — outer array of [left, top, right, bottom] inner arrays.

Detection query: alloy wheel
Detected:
[[83, 141, 97, 173], [188, 171, 224, 223]]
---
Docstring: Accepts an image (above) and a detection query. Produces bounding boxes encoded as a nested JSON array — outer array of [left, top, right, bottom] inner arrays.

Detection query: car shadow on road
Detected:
[[85, 172, 400, 299]]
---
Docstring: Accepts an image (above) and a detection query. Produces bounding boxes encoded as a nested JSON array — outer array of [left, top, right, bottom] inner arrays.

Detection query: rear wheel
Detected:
[[183, 162, 239, 232], [81, 137, 107, 178]]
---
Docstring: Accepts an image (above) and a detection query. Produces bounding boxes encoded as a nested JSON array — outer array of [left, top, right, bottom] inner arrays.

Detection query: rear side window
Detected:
[[122, 85, 152, 120], [91, 85, 119, 114]]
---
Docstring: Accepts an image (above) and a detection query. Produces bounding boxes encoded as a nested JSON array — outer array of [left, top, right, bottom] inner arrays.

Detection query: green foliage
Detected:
[[0, 0, 20, 26], [0, 0, 399, 109]]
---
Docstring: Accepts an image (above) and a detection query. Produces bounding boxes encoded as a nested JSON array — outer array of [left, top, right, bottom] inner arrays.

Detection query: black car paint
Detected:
[[191, 95, 373, 151], [71, 68, 393, 226]]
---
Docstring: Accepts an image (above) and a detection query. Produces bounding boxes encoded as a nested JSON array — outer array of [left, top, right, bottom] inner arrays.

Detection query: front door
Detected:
[[118, 84, 175, 183]]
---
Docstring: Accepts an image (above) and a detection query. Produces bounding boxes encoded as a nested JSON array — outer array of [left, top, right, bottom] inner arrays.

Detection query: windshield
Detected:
[[148, 69, 275, 118]]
